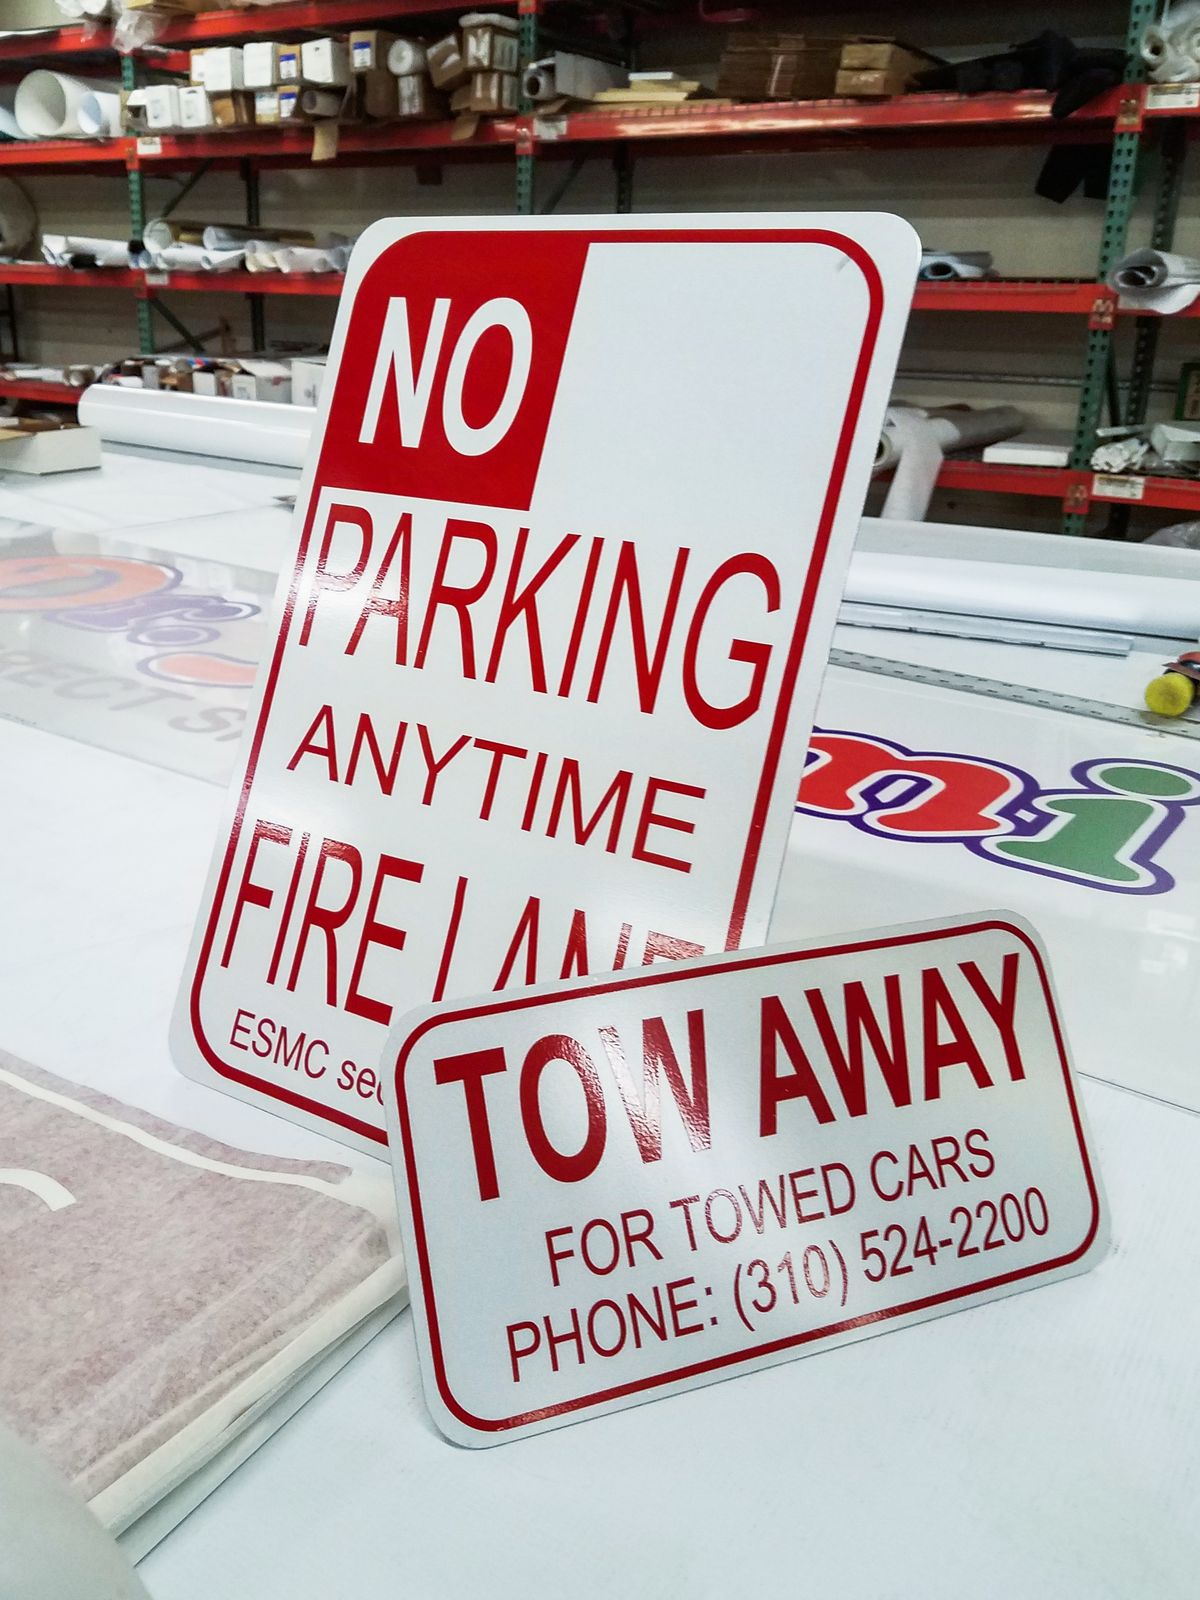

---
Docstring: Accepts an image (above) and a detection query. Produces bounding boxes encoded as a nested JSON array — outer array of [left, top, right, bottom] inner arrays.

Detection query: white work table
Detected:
[[2, 461, 1198, 1597]]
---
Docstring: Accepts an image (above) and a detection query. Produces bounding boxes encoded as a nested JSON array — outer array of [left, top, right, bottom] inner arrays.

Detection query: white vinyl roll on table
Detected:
[[845, 551, 1200, 639], [78, 386, 314, 469]]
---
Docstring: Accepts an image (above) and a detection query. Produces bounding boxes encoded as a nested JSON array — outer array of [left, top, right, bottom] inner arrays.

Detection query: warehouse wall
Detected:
[[7, 0, 1194, 531]]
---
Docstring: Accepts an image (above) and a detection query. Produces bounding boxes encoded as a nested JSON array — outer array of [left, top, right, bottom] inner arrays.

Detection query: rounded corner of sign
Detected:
[[428, 1366, 514, 1447], [978, 910, 1048, 959]]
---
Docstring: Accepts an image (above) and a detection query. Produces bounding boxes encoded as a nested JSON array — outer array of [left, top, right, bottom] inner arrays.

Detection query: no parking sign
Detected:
[[172, 214, 919, 1151]]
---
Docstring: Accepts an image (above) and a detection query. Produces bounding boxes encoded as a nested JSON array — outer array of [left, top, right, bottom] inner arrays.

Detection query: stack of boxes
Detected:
[[716, 33, 938, 102], [133, 12, 525, 137]]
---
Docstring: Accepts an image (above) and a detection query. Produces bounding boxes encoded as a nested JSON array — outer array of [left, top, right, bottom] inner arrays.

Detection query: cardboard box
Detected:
[[0, 421, 101, 476], [201, 46, 245, 92], [291, 357, 328, 408], [209, 91, 255, 129], [254, 89, 281, 124], [301, 38, 351, 87], [396, 73, 443, 120], [243, 41, 284, 89], [428, 32, 469, 90], [278, 45, 302, 84], [189, 49, 208, 86], [144, 84, 182, 129], [121, 90, 150, 132], [835, 40, 934, 97], [461, 12, 519, 74], [450, 71, 518, 114], [178, 86, 214, 129], [277, 86, 303, 122], [717, 33, 844, 101], [230, 361, 292, 404], [357, 69, 399, 120], [349, 30, 398, 73]]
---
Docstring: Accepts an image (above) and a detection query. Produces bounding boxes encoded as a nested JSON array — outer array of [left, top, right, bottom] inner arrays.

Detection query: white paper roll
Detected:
[[77, 90, 121, 137], [245, 250, 279, 272], [523, 62, 556, 102], [918, 250, 993, 281], [15, 71, 120, 138], [200, 248, 246, 272], [387, 39, 427, 74], [78, 385, 312, 468], [879, 405, 1023, 521], [151, 242, 209, 270], [275, 246, 335, 274], [201, 223, 313, 251], [53, 235, 131, 267], [1109, 247, 1200, 312]]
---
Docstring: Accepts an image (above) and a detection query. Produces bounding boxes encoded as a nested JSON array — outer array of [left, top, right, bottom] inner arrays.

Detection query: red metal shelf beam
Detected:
[[937, 460, 1200, 514], [156, 0, 466, 46], [0, 378, 82, 405]]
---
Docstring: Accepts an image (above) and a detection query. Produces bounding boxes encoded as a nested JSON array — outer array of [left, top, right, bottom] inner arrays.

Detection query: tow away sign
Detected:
[[386, 914, 1106, 1445], [172, 214, 918, 1151]]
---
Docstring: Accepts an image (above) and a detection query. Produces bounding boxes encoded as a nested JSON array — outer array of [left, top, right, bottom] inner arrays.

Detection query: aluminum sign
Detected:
[[386, 915, 1106, 1444], [172, 214, 919, 1151]]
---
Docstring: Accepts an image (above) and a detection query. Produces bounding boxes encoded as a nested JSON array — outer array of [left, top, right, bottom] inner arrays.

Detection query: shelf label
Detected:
[[136, 136, 163, 155], [144, 272, 169, 287], [533, 115, 567, 140], [1092, 472, 1146, 501], [1146, 83, 1200, 111], [386, 914, 1107, 1445], [171, 214, 920, 1153]]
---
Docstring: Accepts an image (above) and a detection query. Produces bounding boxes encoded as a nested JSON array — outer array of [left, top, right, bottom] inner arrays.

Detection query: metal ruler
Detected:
[[828, 648, 1200, 744]]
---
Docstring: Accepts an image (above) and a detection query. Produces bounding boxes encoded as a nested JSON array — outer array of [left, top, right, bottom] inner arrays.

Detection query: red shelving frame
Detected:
[[938, 460, 1200, 514], [0, 377, 83, 405]]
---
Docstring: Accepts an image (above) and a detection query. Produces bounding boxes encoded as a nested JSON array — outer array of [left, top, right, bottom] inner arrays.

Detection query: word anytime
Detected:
[[287, 707, 705, 871], [301, 503, 784, 729], [432, 953, 1024, 1203], [799, 729, 1200, 894], [0, 552, 259, 689]]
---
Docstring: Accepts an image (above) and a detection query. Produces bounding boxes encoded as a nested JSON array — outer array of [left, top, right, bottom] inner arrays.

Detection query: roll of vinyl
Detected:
[[387, 39, 427, 74], [78, 385, 313, 469], [199, 248, 246, 272], [245, 251, 279, 273], [845, 551, 1200, 639], [523, 61, 556, 102], [15, 71, 120, 139], [1109, 246, 1200, 313], [201, 223, 313, 251], [82, 0, 113, 15], [151, 243, 211, 270], [275, 246, 335, 274], [300, 89, 342, 118], [77, 90, 121, 137], [45, 235, 131, 267], [0, 177, 35, 253], [879, 405, 1024, 521]]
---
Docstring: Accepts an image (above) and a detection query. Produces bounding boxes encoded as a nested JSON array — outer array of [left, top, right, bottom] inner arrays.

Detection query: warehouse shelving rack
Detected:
[[0, 0, 1192, 533]]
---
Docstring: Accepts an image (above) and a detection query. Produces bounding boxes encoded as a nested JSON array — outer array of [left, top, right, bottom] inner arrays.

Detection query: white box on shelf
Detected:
[[290, 357, 328, 407], [143, 85, 182, 130], [242, 41, 282, 89], [178, 87, 214, 130], [300, 38, 351, 86], [202, 47, 246, 93]]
